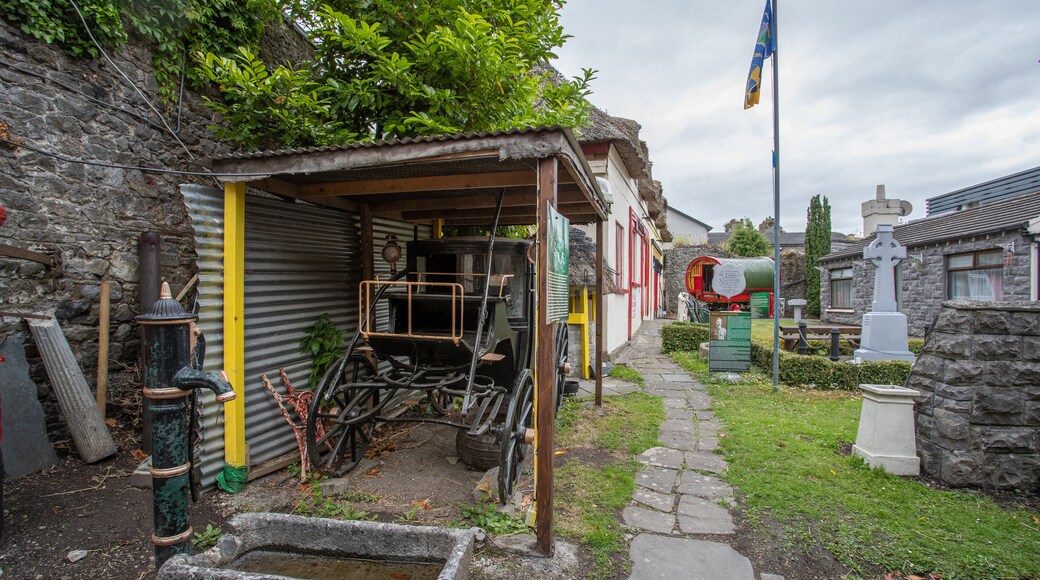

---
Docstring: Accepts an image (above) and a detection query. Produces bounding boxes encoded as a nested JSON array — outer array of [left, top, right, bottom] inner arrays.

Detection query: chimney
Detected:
[[862, 184, 913, 236]]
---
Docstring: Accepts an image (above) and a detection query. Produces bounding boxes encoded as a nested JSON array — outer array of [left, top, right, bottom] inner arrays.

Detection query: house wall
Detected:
[[0, 20, 309, 428], [665, 208, 709, 245], [820, 231, 1033, 336]]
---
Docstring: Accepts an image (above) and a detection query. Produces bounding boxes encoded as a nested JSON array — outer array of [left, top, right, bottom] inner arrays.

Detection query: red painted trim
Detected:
[[581, 142, 610, 156]]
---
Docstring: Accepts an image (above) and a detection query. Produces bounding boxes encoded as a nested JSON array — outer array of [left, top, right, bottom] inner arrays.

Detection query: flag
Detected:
[[744, 0, 775, 109]]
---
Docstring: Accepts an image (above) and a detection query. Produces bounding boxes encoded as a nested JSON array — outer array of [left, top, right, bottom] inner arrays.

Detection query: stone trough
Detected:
[[158, 513, 477, 580]]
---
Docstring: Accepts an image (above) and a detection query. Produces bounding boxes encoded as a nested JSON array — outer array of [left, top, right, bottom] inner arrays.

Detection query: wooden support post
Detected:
[[223, 181, 247, 470], [595, 218, 605, 407], [96, 281, 110, 418], [361, 204, 374, 282], [535, 156, 557, 555]]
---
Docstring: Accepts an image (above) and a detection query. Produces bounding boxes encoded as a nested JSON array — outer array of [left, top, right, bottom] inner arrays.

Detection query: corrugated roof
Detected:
[[925, 165, 1040, 216], [822, 189, 1040, 262]]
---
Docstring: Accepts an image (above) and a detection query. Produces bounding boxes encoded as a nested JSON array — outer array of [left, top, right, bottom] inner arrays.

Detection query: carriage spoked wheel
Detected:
[[306, 354, 383, 475], [555, 322, 570, 411], [497, 369, 534, 502]]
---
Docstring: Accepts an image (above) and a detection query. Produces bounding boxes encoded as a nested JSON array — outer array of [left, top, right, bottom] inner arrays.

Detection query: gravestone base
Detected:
[[854, 312, 916, 362], [853, 384, 920, 476]]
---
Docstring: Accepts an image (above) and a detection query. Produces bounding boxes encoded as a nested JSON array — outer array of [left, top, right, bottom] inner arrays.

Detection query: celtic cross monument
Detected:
[[854, 224, 916, 362]]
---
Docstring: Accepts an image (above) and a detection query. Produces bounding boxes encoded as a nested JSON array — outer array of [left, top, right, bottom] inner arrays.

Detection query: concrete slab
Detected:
[[695, 411, 716, 420], [683, 451, 728, 474], [658, 431, 698, 452], [628, 535, 753, 579], [622, 506, 676, 534], [662, 398, 688, 410], [665, 408, 692, 421], [687, 392, 713, 410], [698, 437, 719, 452], [634, 466, 678, 494], [659, 420, 695, 434], [676, 495, 735, 534], [661, 373, 695, 383], [631, 488, 675, 513], [0, 334, 59, 478], [677, 473, 733, 499], [635, 447, 685, 470]]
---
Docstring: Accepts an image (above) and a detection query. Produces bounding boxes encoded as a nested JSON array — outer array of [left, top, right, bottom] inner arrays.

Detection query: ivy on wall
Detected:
[[0, 0, 278, 104]]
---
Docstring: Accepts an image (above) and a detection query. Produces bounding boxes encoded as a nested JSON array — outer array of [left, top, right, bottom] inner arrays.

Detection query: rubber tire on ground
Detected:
[[455, 429, 501, 471]]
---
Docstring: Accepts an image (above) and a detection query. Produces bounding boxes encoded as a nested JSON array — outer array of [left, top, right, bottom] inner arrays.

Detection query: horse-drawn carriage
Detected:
[[305, 235, 569, 503]]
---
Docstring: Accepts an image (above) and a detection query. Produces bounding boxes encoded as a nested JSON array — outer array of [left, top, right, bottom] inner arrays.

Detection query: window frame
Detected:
[[829, 266, 854, 310], [615, 221, 626, 291], [946, 249, 1004, 300]]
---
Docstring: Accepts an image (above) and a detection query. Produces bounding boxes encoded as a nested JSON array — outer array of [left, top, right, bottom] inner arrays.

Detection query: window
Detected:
[[947, 250, 1003, 300], [615, 222, 625, 289], [830, 267, 854, 309]]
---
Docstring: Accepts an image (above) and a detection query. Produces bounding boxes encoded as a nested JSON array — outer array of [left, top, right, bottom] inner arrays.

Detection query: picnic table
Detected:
[[779, 324, 862, 352]]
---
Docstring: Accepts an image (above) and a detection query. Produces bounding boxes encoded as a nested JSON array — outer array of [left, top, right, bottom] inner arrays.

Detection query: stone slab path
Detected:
[[598, 320, 783, 580]]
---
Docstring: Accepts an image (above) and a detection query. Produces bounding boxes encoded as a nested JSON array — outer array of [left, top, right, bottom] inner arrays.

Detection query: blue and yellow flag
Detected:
[[744, 0, 775, 109]]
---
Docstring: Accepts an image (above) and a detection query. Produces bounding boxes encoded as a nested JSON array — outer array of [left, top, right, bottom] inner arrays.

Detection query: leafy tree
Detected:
[[726, 218, 771, 257], [804, 194, 832, 316], [196, 0, 595, 150]]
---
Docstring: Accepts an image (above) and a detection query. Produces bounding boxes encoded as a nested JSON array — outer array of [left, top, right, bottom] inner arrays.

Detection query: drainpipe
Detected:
[[137, 282, 235, 569]]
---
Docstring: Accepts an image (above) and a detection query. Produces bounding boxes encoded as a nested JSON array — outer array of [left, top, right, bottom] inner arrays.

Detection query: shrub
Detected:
[[661, 322, 709, 352], [908, 338, 925, 355]]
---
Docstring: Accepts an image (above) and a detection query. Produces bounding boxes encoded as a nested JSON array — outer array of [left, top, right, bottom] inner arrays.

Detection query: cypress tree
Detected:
[[804, 195, 832, 317]]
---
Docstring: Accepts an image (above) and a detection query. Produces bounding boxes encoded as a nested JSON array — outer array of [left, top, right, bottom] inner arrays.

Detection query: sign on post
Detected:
[[712, 263, 746, 299], [545, 203, 570, 323], [708, 311, 751, 373]]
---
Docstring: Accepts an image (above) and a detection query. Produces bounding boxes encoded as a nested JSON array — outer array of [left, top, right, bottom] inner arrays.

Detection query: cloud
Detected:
[[554, 0, 1040, 236]]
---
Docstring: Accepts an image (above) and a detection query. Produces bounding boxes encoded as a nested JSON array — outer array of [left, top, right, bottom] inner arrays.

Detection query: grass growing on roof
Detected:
[[671, 350, 1040, 578], [554, 393, 664, 578]]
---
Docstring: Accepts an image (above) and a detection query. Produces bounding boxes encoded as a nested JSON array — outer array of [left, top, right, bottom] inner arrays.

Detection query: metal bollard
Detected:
[[797, 321, 808, 355], [829, 328, 841, 361], [137, 282, 235, 569]]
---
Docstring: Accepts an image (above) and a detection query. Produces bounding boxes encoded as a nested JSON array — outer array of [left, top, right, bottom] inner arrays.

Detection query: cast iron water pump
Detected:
[[137, 282, 235, 568]]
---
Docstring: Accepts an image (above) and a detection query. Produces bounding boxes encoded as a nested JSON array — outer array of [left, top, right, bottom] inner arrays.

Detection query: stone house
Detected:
[[818, 189, 1040, 336]]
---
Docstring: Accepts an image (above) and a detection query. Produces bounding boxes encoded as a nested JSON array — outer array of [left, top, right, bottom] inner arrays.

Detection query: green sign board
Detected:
[[546, 202, 570, 323], [708, 312, 751, 372]]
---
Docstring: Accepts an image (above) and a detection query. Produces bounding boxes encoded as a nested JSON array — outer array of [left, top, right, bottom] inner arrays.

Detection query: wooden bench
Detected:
[[779, 324, 862, 352]]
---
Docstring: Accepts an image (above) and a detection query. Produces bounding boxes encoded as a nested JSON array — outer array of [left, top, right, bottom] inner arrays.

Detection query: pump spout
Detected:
[[172, 367, 236, 403]]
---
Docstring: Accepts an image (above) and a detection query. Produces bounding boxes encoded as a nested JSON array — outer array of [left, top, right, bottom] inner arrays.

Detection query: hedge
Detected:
[[661, 321, 912, 390]]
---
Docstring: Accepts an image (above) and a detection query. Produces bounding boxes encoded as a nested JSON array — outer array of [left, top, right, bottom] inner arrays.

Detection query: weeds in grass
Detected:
[[608, 364, 644, 385], [297, 491, 375, 521], [670, 350, 1040, 578], [192, 524, 222, 551], [461, 502, 528, 535]]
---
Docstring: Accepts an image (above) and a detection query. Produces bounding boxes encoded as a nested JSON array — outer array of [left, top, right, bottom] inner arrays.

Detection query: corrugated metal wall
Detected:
[[182, 185, 431, 487], [180, 184, 230, 489], [243, 195, 362, 466]]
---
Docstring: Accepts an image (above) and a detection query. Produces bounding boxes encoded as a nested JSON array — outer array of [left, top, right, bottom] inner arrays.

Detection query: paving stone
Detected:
[[697, 423, 718, 438], [677, 473, 733, 499], [631, 488, 676, 513], [695, 411, 716, 420], [676, 496, 735, 535], [698, 437, 719, 452], [662, 373, 695, 382], [663, 398, 688, 409], [658, 431, 698, 452], [635, 447, 685, 470], [629, 535, 752, 579], [684, 452, 728, 474], [634, 466, 678, 494], [687, 392, 713, 410], [665, 408, 692, 421], [623, 506, 676, 534], [660, 419, 695, 434]]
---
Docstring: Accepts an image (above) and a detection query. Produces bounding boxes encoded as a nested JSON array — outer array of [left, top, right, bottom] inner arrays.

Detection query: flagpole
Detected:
[[770, 0, 781, 390]]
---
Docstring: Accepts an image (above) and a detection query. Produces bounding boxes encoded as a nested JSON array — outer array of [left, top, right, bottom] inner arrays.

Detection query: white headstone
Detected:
[[712, 263, 746, 299], [854, 225, 915, 362]]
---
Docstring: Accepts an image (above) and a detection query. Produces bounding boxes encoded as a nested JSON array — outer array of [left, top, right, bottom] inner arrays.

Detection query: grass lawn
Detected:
[[553, 392, 664, 578], [671, 351, 1040, 578]]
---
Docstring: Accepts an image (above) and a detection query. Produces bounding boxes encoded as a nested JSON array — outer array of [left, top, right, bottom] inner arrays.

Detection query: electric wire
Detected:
[[0, 136, 271, 178]]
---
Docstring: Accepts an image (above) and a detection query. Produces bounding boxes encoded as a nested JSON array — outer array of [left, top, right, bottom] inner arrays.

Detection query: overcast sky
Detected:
[[553, 0, 1040, 236]]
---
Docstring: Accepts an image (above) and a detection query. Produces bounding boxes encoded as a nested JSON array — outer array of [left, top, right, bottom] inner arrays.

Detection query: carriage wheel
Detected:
[[306, 355, 381, 475], [498, 369, 534, 503], [555, 322, 570, 411]]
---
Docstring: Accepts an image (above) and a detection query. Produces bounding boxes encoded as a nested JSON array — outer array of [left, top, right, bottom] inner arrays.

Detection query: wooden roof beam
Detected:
[[297, 170, 548, 198]]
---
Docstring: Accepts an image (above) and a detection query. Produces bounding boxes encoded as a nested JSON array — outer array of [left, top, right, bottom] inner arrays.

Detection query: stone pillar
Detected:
[[853, 384, 921, 476]]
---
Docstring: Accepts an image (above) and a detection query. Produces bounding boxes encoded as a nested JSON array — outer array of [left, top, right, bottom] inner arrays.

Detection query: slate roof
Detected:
[[820, 189, 1040, 263], [708, 230, 853, 247], [926, 165, 1040, 216]]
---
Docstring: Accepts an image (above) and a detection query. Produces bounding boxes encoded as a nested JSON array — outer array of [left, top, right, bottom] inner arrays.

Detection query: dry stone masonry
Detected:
[[909, 301, 1040, 491]]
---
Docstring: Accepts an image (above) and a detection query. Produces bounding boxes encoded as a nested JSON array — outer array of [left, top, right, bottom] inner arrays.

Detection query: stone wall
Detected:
[[778, 249, 805, 318], [821, 231, 1033, 336], [0, 19, 310, 421], [909, 301, 1040, 491], [661, 244, 729, 316]]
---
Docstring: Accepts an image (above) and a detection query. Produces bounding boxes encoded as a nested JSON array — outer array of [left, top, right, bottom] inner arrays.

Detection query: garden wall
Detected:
[[909, 301, 1040, 491]]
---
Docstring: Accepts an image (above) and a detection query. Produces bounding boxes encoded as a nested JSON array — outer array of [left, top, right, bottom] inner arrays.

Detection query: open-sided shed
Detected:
[[199, 126, 609, 553]]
